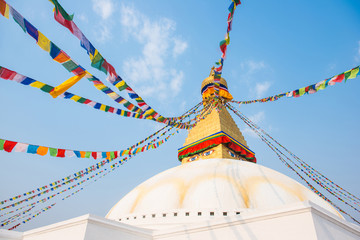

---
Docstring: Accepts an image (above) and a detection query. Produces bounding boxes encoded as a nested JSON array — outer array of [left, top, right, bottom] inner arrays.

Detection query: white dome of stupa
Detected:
[[106, 158, 341, 229]]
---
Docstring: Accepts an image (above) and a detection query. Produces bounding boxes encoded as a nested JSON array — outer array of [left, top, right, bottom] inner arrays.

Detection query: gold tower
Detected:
[[178, 70, 256, 164]]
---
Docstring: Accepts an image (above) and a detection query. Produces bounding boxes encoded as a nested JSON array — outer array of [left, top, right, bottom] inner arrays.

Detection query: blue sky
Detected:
[[0, 0, 359, 231]]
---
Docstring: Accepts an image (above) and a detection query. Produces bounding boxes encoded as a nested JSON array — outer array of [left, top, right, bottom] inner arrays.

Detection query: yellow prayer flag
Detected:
[[349, 68, 359, 79], [70, 95, 81, 102], [30, 81, 46, 89], [299, 87, 306, 96], [89, 49, 98, 61], [315, 80, 326, 90], [100, 104, 106, 111], [94, 83, 106, 90], [37, 31, 51, 52], [50, 72, 86, 98], [225, 33, 230, 45], [115, 80, 125, 89]]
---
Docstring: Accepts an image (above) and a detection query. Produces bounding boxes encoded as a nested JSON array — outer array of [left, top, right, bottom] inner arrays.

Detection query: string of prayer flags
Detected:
[[2, 1, 200, 127], [3, 166, 107, 229], [0, 160, 109, 206], [0, 66, 145, 120], [47, 0, 179, 124], [233, 65, 360, 105], [0, 66, 198, 129], [213, 0, 241, 97], [0, 101, 200, 227], [0, 2, 148, 116], [227, 103, 360, 224], [0, 130, 178, 161], [0, 125, 182, 210]]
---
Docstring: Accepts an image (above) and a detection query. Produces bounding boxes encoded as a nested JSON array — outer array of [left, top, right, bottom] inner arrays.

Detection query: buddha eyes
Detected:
[[228, 150, 236, 158], [189, 156, 198, 162], [187, 150, 214, 162], [203, 150, 213, 156]]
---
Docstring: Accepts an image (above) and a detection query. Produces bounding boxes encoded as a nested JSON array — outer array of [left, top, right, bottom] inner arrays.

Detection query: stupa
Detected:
[[2, 73, 360, 240]]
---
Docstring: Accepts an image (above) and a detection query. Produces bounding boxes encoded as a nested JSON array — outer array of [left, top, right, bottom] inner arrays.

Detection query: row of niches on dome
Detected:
[[117, 209, 242, 224]]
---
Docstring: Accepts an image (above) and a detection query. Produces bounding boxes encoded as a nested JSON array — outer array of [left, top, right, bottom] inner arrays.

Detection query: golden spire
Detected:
[[178, 74, 256, 164]]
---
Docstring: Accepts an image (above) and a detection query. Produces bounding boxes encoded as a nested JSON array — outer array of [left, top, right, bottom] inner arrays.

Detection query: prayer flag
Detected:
[[27, 145, 39, 154], [346, 67, 359, 81], [49, 148, 57, 157], [37, 31, 51, 52], [50, 72, 86, 98], [53, 50, 70, 63], [0, 0, 9, 18], [10, 6, 25, 32], [24, 19, 38, 41], [57, 149, 66, 157], [14, 142, 28, 152], [49, 0, 74, 33], [4, 140, 16, 152], [37, 146, 48, 156]]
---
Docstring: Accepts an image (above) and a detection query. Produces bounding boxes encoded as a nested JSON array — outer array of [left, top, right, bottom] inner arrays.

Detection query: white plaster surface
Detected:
[[107, 158, 342, 227], [1, 202, 359, 240]]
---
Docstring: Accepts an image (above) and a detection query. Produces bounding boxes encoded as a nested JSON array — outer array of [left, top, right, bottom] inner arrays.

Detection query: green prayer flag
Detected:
[[49, 148, 57, 157], [91, 52, 105, 72], [49, 0, 74, 21], [0, 139, 4, 150], [40, 84, 54, 93], [62, 60, 78, 72], [77, 97, 87, 103]]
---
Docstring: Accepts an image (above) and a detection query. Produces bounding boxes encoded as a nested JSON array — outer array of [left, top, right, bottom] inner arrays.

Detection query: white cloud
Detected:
[[173, 39, 188, 58], [170, 70, 184, 95], [242, 127, 259, 138], [240, 60, 266, 75], [96, 24, 112, 42], [241, 111, 265, 138], [238, 60, 268, 85], [120, 4, 187, 100], [248, 111, 265, 124], [254, 81, 271, 98], [92, 0, 115, 20], [91, 0, 115, 43]]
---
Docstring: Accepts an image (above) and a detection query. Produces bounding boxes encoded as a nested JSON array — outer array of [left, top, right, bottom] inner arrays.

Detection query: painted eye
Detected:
[[228, 150, 236, 158], [203, 150, 213, 156], [188, 156, 198, 162]]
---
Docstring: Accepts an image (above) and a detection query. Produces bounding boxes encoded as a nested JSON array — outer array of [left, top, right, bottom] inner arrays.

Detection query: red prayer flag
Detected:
[[56, 149, 66, 157], [4, 140, 17, 152], [0, 68, 17, 80], [330, 73, 345, 83]]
